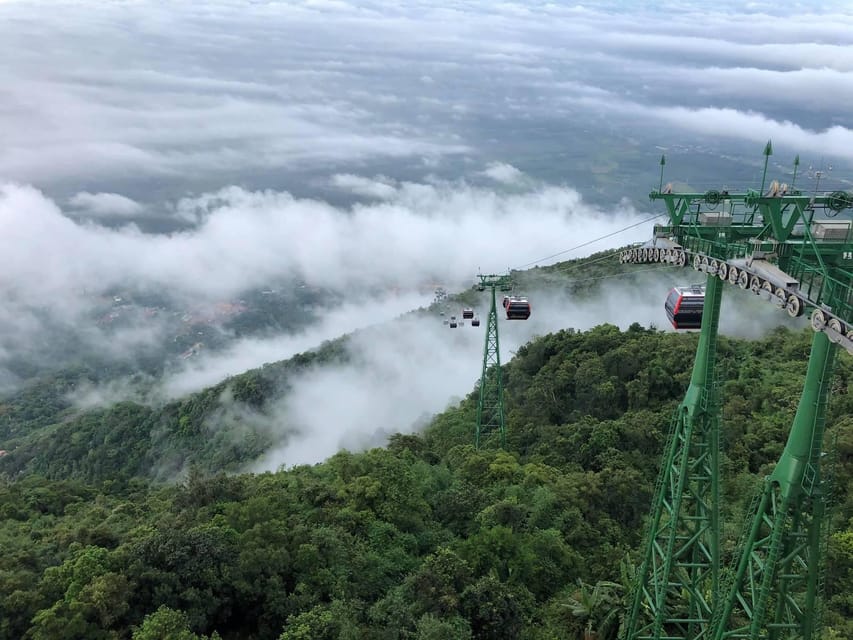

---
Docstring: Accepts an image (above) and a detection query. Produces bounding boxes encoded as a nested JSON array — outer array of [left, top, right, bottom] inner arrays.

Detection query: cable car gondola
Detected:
[[462, 308, 474, 319], [505, 297, 531, 320], [449, 316, 458, 328], [665, 285, 705, 330], [471, 316, 481, 327]]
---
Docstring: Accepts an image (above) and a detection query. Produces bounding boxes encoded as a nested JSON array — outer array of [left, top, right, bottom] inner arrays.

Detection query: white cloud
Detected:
[[0, 177, 651, 311], [69, 191, 144, 217], [156, 291, 430, 399], [589, 31, 853, 73], [666, 66, 853, 105], [331, 173, 398, 199], [481, 162, 524, 184], [304, 0, 354, 11], [651, 107, 853, 161], [0, 175, 654, 384], [559, 94, 853, 163]]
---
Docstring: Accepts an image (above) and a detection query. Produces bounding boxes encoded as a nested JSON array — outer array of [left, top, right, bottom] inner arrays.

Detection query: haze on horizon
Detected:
[[2, 0, 851, 204]]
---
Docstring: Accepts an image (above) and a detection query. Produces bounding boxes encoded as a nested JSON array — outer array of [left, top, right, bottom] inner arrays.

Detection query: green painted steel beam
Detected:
[[620, 141, 850, 640], [711, 332, 838, 640], [475, 277, 507, 448], [648, 189, 853, 247], [624, 274, 724, 640]]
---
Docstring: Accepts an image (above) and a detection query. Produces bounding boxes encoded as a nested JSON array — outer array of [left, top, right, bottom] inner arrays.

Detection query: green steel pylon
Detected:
[[621, 141, 853, 640], [475, 274, 510, 448], [711, 331, 838, 640], [624, 274, 724, 640]]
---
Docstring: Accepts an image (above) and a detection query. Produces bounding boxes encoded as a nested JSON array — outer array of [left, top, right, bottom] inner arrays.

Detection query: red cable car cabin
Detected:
[[664, 285, 704, 330], [505, 297, 531, 320]]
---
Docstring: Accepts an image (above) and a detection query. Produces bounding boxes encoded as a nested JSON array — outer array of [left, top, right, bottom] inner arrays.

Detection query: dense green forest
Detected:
[[1, 323, 851, 639], [0, 338, 348, 482]]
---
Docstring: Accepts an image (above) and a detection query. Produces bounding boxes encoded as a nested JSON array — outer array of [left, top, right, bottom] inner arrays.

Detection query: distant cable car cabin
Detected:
[[665, 285, 705, 330], [449, 316, 458, 328], [462, 308, 474, 319], [471, 316, 481, 327], [505, 297, 531, 320]]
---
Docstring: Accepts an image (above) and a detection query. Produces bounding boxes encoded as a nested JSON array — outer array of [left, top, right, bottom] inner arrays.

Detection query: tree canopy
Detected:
[[0, 324, 851, 639]]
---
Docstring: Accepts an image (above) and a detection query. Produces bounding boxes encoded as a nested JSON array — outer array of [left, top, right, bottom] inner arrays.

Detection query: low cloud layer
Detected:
[[562, 95, 853, 165], [0, 1, 850, 202], [68, 192, 145, 217], [157, 291, 431, 399], [0, 170, 653, 385], [254, 267, 805, 469], [481, 162, 525, 185], [0, 173, 650, 308]]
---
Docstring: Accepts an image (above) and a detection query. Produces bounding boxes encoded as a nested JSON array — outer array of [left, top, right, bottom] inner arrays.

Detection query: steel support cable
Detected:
[[513, 218, 672, 282], [512, 213, 666, 271], [544, 248, 624, 275], [556, 264, 677, 286]]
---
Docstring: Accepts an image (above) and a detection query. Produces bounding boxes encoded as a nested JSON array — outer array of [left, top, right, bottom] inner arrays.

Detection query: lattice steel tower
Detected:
[[621, 141, 853, 640], [475, 274, 512, 448]]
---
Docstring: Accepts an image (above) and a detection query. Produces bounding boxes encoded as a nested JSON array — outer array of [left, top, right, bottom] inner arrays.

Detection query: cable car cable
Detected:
[[544, 248, 624, 275], [562, 264, 676, 284], [512, 213, 665, 270]]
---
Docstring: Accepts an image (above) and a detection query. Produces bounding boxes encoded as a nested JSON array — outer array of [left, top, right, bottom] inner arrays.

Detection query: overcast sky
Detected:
[[1, 0, 851, 205]]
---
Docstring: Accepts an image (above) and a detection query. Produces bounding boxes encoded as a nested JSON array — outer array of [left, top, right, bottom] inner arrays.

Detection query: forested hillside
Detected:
[[0, 247, 649, 485], [1, 325, 851, 639], [0, 338, 348, 483]]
